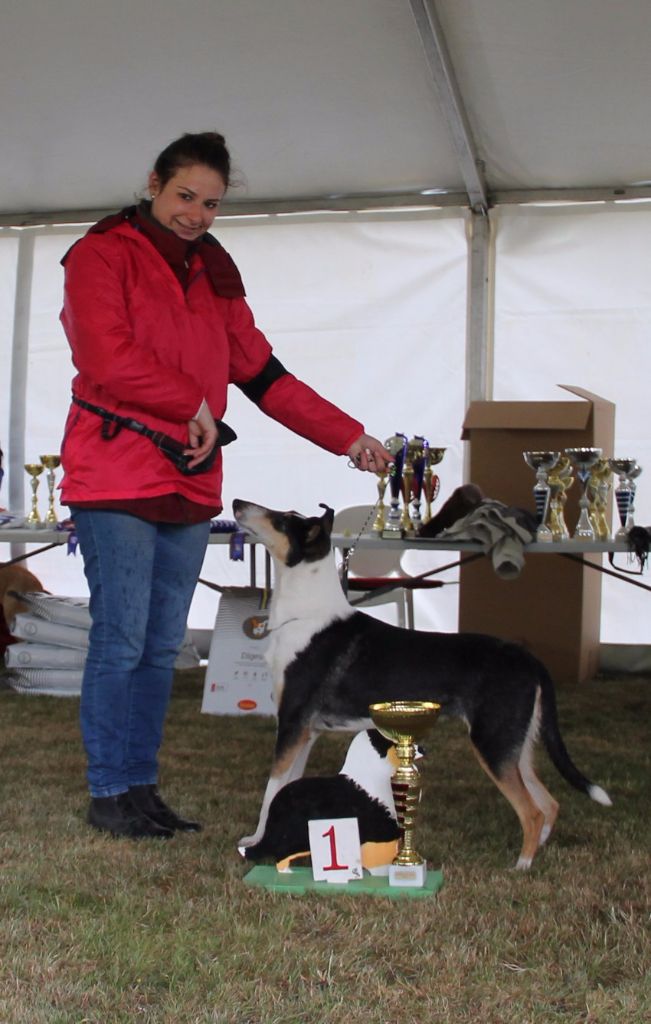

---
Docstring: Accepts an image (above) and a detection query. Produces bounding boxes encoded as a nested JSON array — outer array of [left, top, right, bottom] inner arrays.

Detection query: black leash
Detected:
[[71, 395, 236, 475], [560, 552, 651, 592], [0, 543, 62, 568]]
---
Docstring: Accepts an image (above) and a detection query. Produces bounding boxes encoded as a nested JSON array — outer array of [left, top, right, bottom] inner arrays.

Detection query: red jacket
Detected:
[[59, 220, 363, 510]]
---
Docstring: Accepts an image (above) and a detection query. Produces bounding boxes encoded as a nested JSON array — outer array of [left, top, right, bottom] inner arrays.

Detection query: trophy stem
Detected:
[[372, 472, 388, 533], [391, 740, 424, 867], [45, 469, 58, 525]]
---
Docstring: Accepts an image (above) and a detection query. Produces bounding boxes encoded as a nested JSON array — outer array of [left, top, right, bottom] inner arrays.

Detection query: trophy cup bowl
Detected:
[[369, 700, 441, 886], [40, 454, 62, 525], [565, 448, 603, 539], [24, 463, 45, 528], [522, 451, 561, 541]]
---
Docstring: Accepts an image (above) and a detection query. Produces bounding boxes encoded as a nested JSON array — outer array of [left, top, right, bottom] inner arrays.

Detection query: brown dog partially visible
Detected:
[[0, 562, 46, 626]]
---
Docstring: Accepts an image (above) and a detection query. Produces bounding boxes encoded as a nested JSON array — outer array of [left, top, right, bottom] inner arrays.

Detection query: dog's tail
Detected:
[[538, 670, 612, 806]]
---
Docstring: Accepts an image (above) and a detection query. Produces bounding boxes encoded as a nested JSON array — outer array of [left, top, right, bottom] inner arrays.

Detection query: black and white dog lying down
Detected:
[[232, 499, 611, 870], [239, 728, 404, 874]]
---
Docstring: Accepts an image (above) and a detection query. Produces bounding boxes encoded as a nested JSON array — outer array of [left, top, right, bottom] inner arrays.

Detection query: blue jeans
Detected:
[[71, 509, 210, 797]]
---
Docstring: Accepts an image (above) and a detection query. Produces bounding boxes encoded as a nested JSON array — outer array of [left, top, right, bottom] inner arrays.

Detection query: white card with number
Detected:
[[308, 817, 363, 883]]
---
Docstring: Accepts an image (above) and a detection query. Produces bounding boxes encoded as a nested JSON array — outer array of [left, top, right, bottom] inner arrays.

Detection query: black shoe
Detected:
[[87, 792, 174, 839], [128, 784, 202, 833]]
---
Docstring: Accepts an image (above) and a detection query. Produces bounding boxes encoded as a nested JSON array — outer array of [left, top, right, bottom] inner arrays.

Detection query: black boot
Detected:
[[88, 792, 174, 839], [128, 784, 202, 833]]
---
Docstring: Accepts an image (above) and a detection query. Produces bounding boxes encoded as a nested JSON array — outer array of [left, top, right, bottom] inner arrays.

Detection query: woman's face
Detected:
[[149, 163, 226, 241]]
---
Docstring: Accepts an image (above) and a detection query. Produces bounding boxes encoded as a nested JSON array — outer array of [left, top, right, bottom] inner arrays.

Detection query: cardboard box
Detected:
[[459, 386, 615, 683]]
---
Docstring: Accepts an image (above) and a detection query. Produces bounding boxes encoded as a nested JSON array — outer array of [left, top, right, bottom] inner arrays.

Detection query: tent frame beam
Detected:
[[3, 186, 650, 229], [408, 0, 488, 214]]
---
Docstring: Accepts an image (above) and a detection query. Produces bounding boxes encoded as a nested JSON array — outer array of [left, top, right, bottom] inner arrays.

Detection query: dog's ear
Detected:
[[318, 503, 335, 537]]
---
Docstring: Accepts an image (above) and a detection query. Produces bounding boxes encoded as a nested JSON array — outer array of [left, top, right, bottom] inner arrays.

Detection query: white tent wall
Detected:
[[493, 203, 651, 644], [1, 210, 468, 634]]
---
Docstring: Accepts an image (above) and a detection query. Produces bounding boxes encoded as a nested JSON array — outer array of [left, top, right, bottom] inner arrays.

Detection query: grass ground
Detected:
[[0, 670, 649, 1023]]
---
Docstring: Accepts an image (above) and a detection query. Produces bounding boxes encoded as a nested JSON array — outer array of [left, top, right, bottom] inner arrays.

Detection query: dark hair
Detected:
[[153, 132, 231, 190]]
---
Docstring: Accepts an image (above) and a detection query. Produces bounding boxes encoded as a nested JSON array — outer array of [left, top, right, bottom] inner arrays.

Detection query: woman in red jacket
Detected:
[[60, 131, 391, 839]]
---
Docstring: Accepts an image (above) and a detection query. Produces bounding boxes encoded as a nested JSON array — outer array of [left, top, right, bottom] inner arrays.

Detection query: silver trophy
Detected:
[[405, 436, 429, 533], [565, 448, 603, 539], [608, 458, 643, 538], [523, 451, 561, 541], [382, 433, 408, 538]]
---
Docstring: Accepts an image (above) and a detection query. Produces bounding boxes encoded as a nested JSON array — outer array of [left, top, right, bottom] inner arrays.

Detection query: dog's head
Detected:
[[233, 500, 334, 568]]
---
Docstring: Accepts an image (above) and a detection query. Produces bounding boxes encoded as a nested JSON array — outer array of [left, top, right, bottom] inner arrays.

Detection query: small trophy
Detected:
[[547, 455, 573, 541], [522, 451, 561, 541], [422, 447, 446, 525], [39, 454, 61, 525], [565, 448, 603, 539], [369, 700, 441, 887], [381, 433, 408, 538], [405, 436, 428, 533], [24, 463, 45, 528], [372, 470, 389, 533], [400, 447, 415, 533], [587, 459, 613, 541], [608, 458, 643, 538]]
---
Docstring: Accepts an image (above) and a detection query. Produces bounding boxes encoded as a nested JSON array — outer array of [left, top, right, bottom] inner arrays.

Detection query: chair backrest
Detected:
[[333, 505, 405, 578]]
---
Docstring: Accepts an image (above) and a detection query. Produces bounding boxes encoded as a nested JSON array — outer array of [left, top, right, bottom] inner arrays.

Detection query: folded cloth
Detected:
[[418, 484, 484, 538], [438, 500, 537, 579]]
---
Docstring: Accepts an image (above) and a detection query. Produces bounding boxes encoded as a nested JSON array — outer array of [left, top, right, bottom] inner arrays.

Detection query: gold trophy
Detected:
[[39, 454, 61, 525], [587, 458, 612, 541], [24, 463, 45, 528], [400, 448, 416, 533], [422, 447, 446, 525], [369, 700, 441, 887], [565, 447, 603, 539], [372, 470, 389, 533], [547, 455, 573, 541]]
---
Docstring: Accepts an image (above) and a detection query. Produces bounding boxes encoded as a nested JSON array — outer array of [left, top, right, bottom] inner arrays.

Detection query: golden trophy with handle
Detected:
[[40, 454, 62, 525], [369, 700, 441, 887], [24, 463, 45, 528]]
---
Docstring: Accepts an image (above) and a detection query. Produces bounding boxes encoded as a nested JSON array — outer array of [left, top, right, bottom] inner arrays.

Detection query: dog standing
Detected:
[[232, 499, 612, 869]]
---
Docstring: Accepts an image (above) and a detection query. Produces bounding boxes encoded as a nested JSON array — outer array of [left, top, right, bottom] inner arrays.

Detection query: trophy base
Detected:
[[381, 527, 405, 540], [389, 861, 427, 888]]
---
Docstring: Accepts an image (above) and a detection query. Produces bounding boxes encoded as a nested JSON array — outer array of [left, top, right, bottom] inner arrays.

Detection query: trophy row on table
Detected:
[[523, 448, 643, 542], [373, 433, 447, 538], [23, 455, 61, 528]]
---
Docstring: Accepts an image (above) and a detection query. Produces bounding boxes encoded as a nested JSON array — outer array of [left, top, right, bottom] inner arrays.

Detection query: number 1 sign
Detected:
[[308, 818, 363, 883]]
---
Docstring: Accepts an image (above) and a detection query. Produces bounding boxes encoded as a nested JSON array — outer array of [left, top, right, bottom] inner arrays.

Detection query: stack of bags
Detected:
[[4, 593, 200, 697], [5, 593, 89, 696]]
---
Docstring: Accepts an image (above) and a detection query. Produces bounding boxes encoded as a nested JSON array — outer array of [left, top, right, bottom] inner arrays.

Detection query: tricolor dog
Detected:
[[232, 499, 612, 869], [239, 728, 403, 874]]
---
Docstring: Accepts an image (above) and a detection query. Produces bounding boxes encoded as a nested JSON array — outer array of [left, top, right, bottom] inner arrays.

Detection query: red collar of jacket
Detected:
[[61, 204, 246, 299]]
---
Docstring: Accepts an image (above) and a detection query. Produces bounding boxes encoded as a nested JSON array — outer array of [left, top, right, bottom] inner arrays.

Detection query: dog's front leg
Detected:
[[238, 730, 318, 849]]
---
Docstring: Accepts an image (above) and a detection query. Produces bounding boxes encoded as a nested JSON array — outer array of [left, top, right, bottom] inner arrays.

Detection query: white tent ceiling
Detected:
[[2, 0, 651, 222]]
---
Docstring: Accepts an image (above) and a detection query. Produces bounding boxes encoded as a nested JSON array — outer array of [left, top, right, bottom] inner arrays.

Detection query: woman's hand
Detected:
[[347, 433, 393, 473], [185, 400, 219, 468]]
